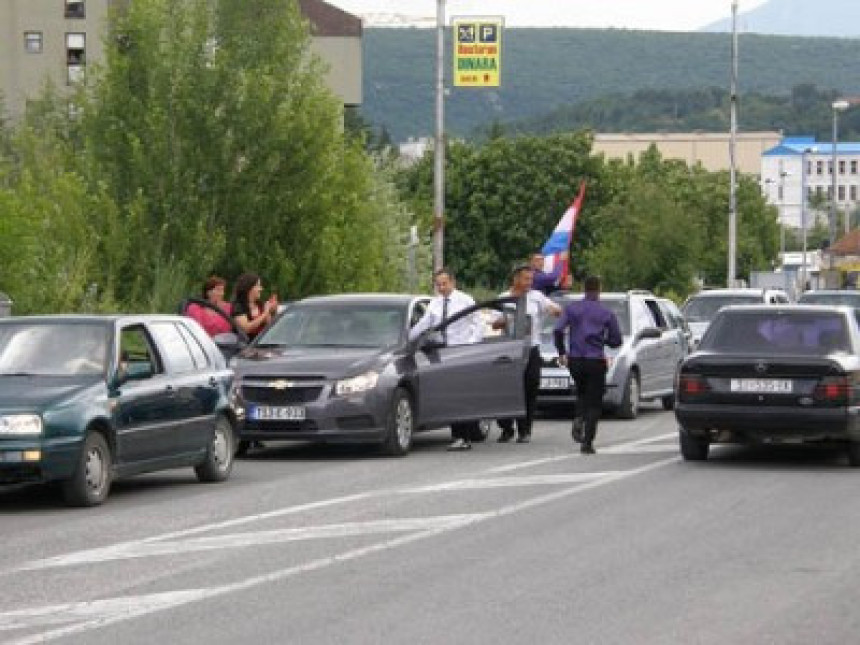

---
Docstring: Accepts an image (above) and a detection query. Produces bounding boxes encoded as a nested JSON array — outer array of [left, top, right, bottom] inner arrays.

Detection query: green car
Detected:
[[0, 315, 236, 506]]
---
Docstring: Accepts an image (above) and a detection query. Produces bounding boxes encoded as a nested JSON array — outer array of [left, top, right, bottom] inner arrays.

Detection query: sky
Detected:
[[324, 0, 770, 30]]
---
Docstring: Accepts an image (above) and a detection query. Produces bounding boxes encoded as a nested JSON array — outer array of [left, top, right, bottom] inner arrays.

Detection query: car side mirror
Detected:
[[635, 327, 662, 343]]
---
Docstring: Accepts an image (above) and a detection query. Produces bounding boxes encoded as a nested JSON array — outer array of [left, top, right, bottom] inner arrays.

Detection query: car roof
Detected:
[[0, 314, 192, 324], [687, 288, 780, 299], [800, 290, 860, 296], [719, 304, 853, 314]]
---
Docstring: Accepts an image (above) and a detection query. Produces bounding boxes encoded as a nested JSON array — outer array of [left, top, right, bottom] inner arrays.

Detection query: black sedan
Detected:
[[675, 305, 860, 465], [0, 315, 235, 505], [228, 294, 530, 455]]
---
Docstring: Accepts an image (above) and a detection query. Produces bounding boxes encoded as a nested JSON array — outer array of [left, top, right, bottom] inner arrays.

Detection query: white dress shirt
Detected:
[[499, 289, 555, 347], [409, 289, 483, 345]]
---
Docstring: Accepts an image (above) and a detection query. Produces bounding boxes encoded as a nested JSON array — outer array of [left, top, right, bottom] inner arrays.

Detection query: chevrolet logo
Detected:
[[268, 379, 294, 390]]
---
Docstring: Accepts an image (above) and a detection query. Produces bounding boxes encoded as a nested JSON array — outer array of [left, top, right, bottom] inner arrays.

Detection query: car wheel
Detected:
[[469, 419, 492, 443], [661, 394, 675, 411], [195, 417, 235, 482], [679, 429, 709, 461], [62, 432, 112, 507], [617, 371, 640, 419], [381, 388, 414, 457], [847, 442, 860, 467]]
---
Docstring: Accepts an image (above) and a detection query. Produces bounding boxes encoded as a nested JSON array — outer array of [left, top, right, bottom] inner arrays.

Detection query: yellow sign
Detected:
[[453, 17, 503, 88]]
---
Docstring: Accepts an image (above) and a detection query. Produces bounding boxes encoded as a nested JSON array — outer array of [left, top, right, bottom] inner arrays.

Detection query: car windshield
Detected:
[[701, 311, 850, 355], [0, 322, 108, 376], [541, 297, 630, 337], [683, 295, 762, 323], [798, 292, 860, 307], [259, 303, 406, 348]]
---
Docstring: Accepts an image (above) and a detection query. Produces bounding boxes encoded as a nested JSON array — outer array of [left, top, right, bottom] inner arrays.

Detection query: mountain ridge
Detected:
[[703, 0, 860, 37]]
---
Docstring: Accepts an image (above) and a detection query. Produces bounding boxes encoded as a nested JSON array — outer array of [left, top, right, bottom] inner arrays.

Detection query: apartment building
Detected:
[[0, 0, 361, 120], [761, 136, 860, 230]]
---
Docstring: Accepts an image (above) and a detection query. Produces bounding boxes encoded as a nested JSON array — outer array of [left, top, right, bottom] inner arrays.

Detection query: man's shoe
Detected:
[[497, 430, 514, 443], [516, 434, 531, 444], [580, 444, 596, 455], [447, 438, 472, 451], [571, 418, 584, 443]]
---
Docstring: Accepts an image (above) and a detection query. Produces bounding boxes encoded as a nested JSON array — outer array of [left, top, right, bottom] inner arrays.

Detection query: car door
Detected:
[[415, 297, 528, 427], [643, 298, 677, 392], [147, 320, 219, 455], [112, 323, 184, 464], [629, 299, 663, 395]]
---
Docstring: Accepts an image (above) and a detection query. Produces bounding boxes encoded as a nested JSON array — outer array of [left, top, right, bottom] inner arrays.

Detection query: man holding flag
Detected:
[[533, 181, 587, 294]]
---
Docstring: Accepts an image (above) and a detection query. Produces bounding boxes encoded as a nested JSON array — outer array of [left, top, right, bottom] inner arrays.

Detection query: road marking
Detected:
[[488, 431, 677, 473], [22, 515, 487, 570], [406, 472, 618, 492], [1, 456, 679, 645]]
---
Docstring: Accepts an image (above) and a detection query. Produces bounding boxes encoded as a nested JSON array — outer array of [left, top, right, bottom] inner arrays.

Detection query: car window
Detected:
[[148, 322, 197, 374], [657, 302, 679, 329], [683, 294, 762, 322], [0, 322, 108, 376], [119, 325, 162, 378], [544, 296, 631, 337], [410, 300, 428, 328], [176, 321, 211, 369], [799, 292, 860, 307], [644, 299, 669, 329], [702, 311, 850, 355], [262, 303, 407, 348], [631, 299, 657, 333]]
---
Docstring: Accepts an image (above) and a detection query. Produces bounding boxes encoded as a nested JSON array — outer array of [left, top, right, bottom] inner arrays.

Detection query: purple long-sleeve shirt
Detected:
[[553, 295, 623, 359], [532, 265, 561, 295]]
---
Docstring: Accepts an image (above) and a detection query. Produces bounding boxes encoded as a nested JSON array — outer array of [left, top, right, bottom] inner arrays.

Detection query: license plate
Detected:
[[730, 379, 793, 393], [541, 377, 570, 390], [251, 405, 306, 421]]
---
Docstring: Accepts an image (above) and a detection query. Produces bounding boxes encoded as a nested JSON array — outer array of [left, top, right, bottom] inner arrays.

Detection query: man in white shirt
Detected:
[[409, 268, 483, 450], [495, 264, 561, 443]]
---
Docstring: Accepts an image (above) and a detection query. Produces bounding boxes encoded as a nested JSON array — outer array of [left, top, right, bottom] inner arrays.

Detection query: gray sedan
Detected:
[[228, 294, 530, 455]]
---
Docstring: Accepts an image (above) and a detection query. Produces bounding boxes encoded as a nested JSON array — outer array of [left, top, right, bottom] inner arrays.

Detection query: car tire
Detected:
[[847, 442, 860, 467], [661, 394, 675, 411], [195, 417, 235, 482], [617, 371, 640, 420], [381, 388, 414, 457], [62, 432, 113, 507], [679, 429, 709, 461]]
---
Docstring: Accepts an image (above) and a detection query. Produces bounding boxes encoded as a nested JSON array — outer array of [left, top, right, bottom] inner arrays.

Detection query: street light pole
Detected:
[[779, 170, 789, 258], [727, 0, 739, 287], [800, 149, 813, 292], [832, 99, 850, 240], [432, 0, 446, 272]]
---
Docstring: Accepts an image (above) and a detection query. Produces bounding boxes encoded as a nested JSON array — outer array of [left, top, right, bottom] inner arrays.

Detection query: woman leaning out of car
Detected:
[[186, 275, 234, 338], [231, 272, 278, 340]]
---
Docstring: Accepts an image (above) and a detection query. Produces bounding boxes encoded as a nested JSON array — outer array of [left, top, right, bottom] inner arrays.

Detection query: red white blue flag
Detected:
[[541, 181, 586, 280]]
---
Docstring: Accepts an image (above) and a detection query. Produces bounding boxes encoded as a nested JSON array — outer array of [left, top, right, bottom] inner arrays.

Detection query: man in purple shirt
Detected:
[[553, 275, 622, 454]]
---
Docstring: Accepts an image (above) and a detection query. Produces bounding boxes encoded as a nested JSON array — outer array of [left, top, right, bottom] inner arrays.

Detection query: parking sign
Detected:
[[452, 17, 503, 88]]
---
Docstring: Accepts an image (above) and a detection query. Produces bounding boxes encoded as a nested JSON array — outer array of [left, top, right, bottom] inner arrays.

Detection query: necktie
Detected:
[[442, 297, 449, 344]]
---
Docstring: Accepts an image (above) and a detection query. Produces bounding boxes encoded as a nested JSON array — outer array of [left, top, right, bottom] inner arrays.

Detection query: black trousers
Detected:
[[499, 346, 542, 437], [450, 422, 475, 441], [567, 358, 608, 446]]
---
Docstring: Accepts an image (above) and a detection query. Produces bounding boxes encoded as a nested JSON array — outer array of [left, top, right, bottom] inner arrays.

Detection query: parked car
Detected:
[[537, 290, 686, 419], [675, 304, 860, 465], [0, 315, 235, 506], [798, 289, 860, 308], [228, 294, 530, 455], [682, 288, 790, 347]]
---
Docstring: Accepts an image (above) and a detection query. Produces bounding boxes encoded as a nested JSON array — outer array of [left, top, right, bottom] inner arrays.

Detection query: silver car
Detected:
[[537, 291, 688, 419], [682, 288, 790, 348]]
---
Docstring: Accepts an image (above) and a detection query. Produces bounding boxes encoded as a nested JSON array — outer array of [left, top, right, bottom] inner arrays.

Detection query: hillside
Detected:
[[361, 28, 860, 141], [704, 0, 860, 37]]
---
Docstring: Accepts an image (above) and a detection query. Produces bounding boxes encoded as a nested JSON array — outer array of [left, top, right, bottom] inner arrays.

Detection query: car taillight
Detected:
[[679, 374, 709, 399], [813, 376, 850, 405]]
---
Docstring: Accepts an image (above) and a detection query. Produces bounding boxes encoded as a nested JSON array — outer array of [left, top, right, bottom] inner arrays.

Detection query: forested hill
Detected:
[[361, 28, 860, 142]]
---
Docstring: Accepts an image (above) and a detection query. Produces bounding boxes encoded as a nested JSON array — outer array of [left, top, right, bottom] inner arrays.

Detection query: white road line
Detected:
[[488, 431, 677, 473], [405, 472, 618, 492], [602, 444, 678, 455], [1, 456, 679, 645], [22, 515, 488, 570]]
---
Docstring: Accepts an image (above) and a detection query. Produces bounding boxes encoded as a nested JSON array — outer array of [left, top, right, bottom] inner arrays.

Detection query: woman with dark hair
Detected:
[[231, 272, 278, 340], [186, 276, 234, 337]]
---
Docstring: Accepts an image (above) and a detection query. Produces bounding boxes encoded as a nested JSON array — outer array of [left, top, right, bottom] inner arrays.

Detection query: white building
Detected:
[[761, 136, 860, 230]]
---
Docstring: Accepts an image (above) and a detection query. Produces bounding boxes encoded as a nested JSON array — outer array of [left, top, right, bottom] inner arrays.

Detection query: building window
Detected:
[[778, 185, 784, 202], [839, 185, 846, 201], [817, 160, 824, 175], [24, 32, 43, 54], [852, 160, 859, 175], [826, 186, 832, 199], [840, 160, 846, 175], [65, 1, 85, 19], [807, 186, 814, 200], [807, 160, 813, 176], [850, 185, 858, 201], [828, 161, 833, 175], [66, 33, 85, 84]]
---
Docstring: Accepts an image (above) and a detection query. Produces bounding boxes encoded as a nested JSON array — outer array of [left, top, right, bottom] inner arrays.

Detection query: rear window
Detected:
[[543, 297, 630, 337], [798, 292, 860, 308], [701, 311, 850, 355], [683, 294, 761, 323]]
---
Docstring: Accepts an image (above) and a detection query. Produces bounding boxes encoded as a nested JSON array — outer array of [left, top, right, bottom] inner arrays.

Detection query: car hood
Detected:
[[232, 346, 390, 379], [0, 376, 103, 411]]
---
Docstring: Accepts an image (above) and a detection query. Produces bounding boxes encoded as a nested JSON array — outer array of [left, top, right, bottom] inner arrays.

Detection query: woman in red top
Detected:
[[186, 276, 234, 337], [231, 272, 278, 340]]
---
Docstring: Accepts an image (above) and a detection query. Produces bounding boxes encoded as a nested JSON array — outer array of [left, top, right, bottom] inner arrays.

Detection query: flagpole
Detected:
[[432, 0, 446, 272]]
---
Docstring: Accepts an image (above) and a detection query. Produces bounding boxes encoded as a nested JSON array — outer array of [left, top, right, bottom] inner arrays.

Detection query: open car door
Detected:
[[414, 296, 529, 428]]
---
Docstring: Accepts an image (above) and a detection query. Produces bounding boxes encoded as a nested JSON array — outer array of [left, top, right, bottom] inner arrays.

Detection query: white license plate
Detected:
[[541, 377, 570, 390], [251, 405, 306, 421], [730, 379, 793, 393]]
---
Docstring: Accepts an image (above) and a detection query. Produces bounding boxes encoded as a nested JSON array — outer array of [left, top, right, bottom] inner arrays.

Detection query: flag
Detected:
[[541, 181, 586, 283]]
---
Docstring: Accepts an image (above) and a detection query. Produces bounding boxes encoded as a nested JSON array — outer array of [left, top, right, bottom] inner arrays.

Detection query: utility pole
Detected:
[[727, 0, 739, 287], [432, 0, 446, 272]]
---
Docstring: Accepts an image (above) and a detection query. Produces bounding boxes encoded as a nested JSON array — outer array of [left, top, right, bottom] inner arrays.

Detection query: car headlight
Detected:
[[0, 414, 43, 436], [335, 371, 380, 396]]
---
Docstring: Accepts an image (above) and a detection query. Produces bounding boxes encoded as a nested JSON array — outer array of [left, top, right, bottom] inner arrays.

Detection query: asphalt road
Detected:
[[2, 404, 860, 644]]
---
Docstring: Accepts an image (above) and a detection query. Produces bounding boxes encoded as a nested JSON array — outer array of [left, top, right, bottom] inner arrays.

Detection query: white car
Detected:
[[682, 288, 790, 347]]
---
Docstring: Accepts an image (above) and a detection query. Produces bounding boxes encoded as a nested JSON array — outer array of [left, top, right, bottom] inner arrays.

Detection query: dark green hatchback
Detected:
[[0, 315, 235, 506]]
